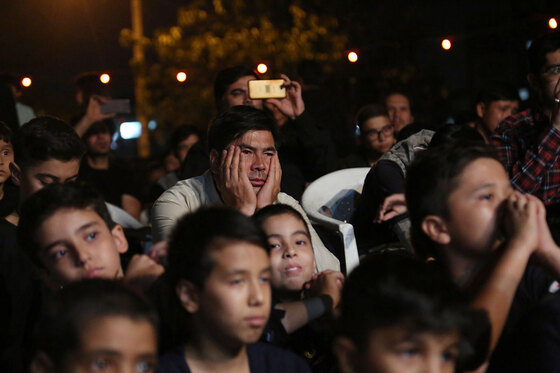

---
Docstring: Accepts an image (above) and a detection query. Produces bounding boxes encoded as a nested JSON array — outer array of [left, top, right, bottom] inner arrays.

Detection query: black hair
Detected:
[[429, 124, 485, 149], [207, 105, 278, 153], [0, 120, 14, 144], [81, 120, 115, 142], [297, 59, 323, 86], [13, 116, 85, 171], [384, 90, 414, 112], [170, 125, 201, 152], [18, 182, 115, 268], [35, 279, 158, 370], [253, 204, 310, 237], [74, 72, 111, 107], [475, 81, 519, 107], [355, 104, 389, 133], [167, 206, 269, 289], [405, 143, 499, 260], [528, 30, 560, 76], [213, 65, 258, 111], [337, 252, 488, 369]]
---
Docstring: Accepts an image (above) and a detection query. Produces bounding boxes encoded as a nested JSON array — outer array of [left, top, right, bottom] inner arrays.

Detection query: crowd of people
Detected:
[[1, 29, 560, 373]]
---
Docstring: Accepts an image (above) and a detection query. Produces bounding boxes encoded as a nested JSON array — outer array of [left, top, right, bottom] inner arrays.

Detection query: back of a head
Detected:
[[214, 66, 258, 111], [13, 116, 84, 170], [74, 72, 111, 105], [528, 30, 560, 76], [167, 206, 269, 289], [405, 142, 498, 260], [35, 279, 158, 369], [297, 59, 323, 86], [338, 252, 469, 347], [171, 125, 201, 151], [18, 182, 114, 268], [429, 123, 485, 149], [207, 105, 278, 153], [475, 81, 519, 107]]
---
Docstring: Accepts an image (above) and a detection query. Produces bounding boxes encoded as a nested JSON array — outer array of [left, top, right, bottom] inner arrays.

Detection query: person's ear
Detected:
[[476, 102, 486, 119], [176, 280, 200, 313], [9, 162, 21, 186], [421, 215, 451, 245], [110, 224, 129, 254], [209, 149, 220, 175], [332, 337, 359, 373], [30, 352, 55, 373]]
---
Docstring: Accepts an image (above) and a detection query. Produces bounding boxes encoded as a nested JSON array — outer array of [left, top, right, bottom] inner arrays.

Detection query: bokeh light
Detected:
[[549, 18, 558, 29], [21, 77, 32, 87], [100, 73, 111, 84], [176, 71, 187, 82], [257, 63, 268, 74], [347, 51, 358, 63], [441, 39, 452, 50]]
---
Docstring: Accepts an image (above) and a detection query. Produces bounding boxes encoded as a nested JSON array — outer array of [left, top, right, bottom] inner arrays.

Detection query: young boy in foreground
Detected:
[[405, 142, 560, 370], [159, 206, 310, 373], [31, 279, 158, 373], [18, 182, 163, 290], [334, 253, 487, 373]]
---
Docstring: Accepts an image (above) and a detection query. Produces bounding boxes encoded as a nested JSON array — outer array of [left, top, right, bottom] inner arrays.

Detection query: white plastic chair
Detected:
[[301, 167, 370, 275]]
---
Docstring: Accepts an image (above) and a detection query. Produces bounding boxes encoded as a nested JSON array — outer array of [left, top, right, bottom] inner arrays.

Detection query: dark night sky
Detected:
[[2, 0, 560, 121]]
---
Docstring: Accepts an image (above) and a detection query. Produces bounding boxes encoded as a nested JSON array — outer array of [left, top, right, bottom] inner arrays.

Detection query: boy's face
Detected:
[[346, 326, 460, 373], [261, 213, 315, 293], [442, 157, 513, 256], [0, 139, 14, 185], [12, 158, 80, 202], [36, 208, 127, 287], [179, 241, 271, 349], [62, 315, 157, 373]]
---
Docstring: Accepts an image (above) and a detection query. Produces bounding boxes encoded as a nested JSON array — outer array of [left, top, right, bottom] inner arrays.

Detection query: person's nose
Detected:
[[282, 244, 297, 259], [252, 153, 266, 171], [73, 243, 93, 266], [248, 278, 265, 306]]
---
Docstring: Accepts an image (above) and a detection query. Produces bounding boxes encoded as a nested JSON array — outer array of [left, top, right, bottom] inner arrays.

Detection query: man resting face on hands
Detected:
[[211, 129, 282, 216]]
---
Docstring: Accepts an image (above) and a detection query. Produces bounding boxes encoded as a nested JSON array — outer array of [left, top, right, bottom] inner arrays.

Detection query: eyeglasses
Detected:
[[362, 124, 394, 139]]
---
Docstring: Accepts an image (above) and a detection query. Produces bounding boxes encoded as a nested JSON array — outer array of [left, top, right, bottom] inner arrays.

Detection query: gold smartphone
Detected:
[[248, 79, 286, 99]]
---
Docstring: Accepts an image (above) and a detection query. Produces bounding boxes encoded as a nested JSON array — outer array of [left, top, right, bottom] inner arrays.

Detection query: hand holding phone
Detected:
[[248, 80, 286, 99]]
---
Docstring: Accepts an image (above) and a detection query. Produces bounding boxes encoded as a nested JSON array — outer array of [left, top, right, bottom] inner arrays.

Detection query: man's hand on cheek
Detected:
[[256, 152, 281, 209], [215, 146, 257, 215]]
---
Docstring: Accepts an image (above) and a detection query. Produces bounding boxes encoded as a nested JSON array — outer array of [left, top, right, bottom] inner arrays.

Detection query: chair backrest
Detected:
[[302, 167, 370, 228], [301, 167, 370, 274]]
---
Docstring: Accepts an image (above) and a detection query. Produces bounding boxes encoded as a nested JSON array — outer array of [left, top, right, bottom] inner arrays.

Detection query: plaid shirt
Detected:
[[490, 108, 560, 205]]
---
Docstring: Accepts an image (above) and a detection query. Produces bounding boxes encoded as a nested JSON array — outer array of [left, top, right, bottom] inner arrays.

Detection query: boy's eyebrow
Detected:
[[471, 182, 496, 192], [42, 221, 101, 252], [292, 230, 311, 238], [35, 172, 80, 181]]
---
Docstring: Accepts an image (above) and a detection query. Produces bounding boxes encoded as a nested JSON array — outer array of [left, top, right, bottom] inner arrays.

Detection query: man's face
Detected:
[[190, 241, 271, 349], [175, 134, 200, 163], [350, 326, 460, 373], [361, 116, 396, 154], [14, 158, 80, 202], [261, 213, 315, 293], [232, 130, 276, 194], [62, 316, 157, 373], [535, 48, 560, 111], [37, 208, 127, 288], [224, 75, 263, 110], [385, 94, 414, 132], [85, 130, 112, 157], [0, 139, 14, 185], [441, 157, 513, 257], [478, 100, 519, 134]]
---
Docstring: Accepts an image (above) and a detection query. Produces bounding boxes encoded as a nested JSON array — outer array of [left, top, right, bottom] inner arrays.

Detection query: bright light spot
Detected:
[[257, 63, 268, 74], [120, 121, 142, 139], [148, 120, 157, 130], [100, 73, 111, 84], [441, 39, 452, 50], [347, 51, 358, 63], [21, 77, 32, 87], [176, 71, 187, 82], [518, 88, 530, 101], [549, 18, 558, 29]]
